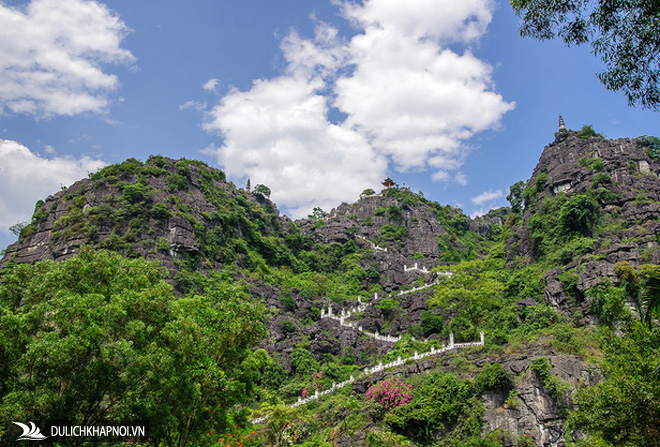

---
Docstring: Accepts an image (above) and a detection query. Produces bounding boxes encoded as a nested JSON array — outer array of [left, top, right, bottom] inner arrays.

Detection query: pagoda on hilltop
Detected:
[[381, 177, 395, 189]]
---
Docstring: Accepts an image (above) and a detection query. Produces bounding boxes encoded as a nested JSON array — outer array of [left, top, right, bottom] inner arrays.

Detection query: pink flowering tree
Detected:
[[365, 378, 413, 416], [301, 370, 325, 399]]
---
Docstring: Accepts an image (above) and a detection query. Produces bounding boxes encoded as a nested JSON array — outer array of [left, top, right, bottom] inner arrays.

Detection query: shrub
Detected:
[[123, 184, 145, 203], [156, 236, 170, 253], [376, 298, 400, 315], [290, 348, 320, 377], [639, 135, 660, 160], [576, 124, 604, 139], [559, 193, 600, 236], [420, 311, 443, 336], [280, 293, 297, 312], [167, 174, 188, 191], [254, 184, 271, 197], [592, 172, 611, 187], [530, 357, 551, 383], [150, 202, 171, 219], [366, 378, 413, 413], [18, 223, 37, 240], [388, 204, 403, 221], [474, 363, 514, 394], [281, 320, 296, 335]]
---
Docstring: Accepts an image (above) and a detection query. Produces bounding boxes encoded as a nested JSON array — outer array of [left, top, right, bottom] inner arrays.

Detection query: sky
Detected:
[[0, 0, 658, 251]]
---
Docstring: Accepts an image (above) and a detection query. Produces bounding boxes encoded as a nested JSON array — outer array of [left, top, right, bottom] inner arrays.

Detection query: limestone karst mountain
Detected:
[[1, 129, 659, 446]]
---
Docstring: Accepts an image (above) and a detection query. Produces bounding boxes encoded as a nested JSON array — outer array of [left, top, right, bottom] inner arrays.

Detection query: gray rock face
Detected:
[[511, 131, 660, 316], [482, 353, 596, 447], [0, 158, 284, 275]]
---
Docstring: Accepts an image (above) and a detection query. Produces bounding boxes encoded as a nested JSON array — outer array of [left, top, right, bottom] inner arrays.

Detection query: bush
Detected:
[[530, 357, 551, 383], [150, 202, 171, 219], [474, 363, 514, 394], [254, 184, 271, 197], [156, 236, 170, 253], [559, 193, 600, 236], [639, 135, 660, 160], [591, 173, 611, 187], [388, 205, 403, 221], [281, 320, 296, 335], [376, 298, 400, 316], [290, 348, 320, 377], [366, 378, 413, 414], [576, 125, 604, 139], [122, 184, 145, 203], [280, 293, 297, 312], [420, 311, 444, 336]]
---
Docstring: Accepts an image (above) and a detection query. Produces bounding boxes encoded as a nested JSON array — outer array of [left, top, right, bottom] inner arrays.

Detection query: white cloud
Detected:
[[203, 72, 386, 218], [203, 78, 220, 93], [0, 0, 134, 118], [471, 189, 503, 205], [335, 0, 514, 175], [179, 100, 207, 112], [203, 0, 513, 217], [455, 172, 468, 186], [0, 139, 106, 235]]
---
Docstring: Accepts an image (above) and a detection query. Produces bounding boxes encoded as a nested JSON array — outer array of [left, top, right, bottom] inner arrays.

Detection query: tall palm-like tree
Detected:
[[642, 274, 660, 329]]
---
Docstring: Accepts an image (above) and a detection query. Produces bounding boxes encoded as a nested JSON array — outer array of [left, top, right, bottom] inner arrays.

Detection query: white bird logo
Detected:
[[12, 422, 48, 441]]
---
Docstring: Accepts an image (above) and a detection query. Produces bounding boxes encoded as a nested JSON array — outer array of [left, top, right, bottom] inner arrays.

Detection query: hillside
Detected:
[[1, 129, 659, 446]]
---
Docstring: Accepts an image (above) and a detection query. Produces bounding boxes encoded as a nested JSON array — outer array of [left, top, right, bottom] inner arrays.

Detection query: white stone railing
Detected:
[[356, 235, 388, 252], [321, 295, 402, 343], [404, 263, 430, 274], [250, 331, 485, 424]]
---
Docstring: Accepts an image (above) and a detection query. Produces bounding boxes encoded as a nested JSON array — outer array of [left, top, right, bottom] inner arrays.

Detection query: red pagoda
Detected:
[[381, 177, 395, 189]]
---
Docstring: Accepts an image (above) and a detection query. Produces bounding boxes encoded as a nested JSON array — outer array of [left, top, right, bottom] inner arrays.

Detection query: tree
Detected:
[[510, 0, 660, 110], [429, 260, 504, 341], [0, 247, 266, 447], [642, 273, 660, 329], [308, 207, 328, 219], [253, 184, 271, 198], [559, 192, 600, 237], [568, 325, 660, 446], [8, 221, 27, 236], [507, 181, 525, 213]]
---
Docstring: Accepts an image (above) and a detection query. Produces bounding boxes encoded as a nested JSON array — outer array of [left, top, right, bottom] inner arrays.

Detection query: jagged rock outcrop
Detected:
[[508, 131, 660, 316], [0, 157, 288, 275]]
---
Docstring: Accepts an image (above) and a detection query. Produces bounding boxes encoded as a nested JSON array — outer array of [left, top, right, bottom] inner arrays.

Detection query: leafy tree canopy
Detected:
[[0, 247, 266, 447], [429, 260, 504, 341], [254, 183, 271, 198], [510, 0, 660, 110], [568, 325, 660, 446]]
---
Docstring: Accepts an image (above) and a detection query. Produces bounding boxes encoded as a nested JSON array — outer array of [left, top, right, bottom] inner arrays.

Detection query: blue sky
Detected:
[[0, 0, 657, 251]]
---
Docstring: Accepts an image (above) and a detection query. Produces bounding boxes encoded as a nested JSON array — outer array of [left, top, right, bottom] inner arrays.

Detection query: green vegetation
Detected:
[[8, 146, 660, 447], [640, 135, 660, 161], [568, 326, 660, 446], [430, 260, 504, 341], [507, 180, 525, 213], [576, 125, 605, 140], [0, 247, 265, 446], [510, 0, 660, 110]]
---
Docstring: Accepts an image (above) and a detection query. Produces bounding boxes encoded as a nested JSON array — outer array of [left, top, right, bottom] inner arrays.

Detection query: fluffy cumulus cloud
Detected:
[[204, 0, 514, 218], [0, 0, 134, 117], [0, 139, 106, 235]]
